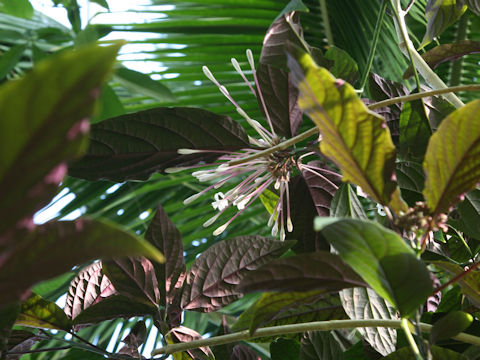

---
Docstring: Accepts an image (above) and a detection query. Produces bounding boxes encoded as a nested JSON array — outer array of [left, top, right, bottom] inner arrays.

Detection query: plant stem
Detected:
[[450, 12, 470, 86], [433, 261, 480, 294], [368, 84, 480, 110], [151, 319, 480, 356], [228, 126, 319, 166], [319, 0, 333, 46], [389, 0, 464, 108], [358, 0, 388, 93], [401, 318, 424, 360]]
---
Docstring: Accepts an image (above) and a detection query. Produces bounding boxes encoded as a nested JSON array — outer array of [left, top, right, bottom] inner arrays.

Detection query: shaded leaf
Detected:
[[396, 161, 425, 206], [0, 218, 164, 305], [0, 43, 121, 235], [69, 107, 250, 181], [436, 285, 462, 313], [317, 218, 433, 316], [103, 257, 160, 307], [421, 0, 467, 47], [430, 311, 473, 344], [0, 303, 20, 357], [5, 330, 39, 358], [330, 183, 367, 219], [91, 84, 125, 124], [256, 62, 302, 138], [423, 99, 480, 214], [64, 262, 117, 321], [287, 46, 405, 212], [181, 236, 293, 312], [340, 287, 397, 356], [449, 189, 480, 239], [240, 251, 366, 293], [145, 206, 185, 318], [287, 175, 329, 254], [399, 100, 431, 160], [238, 290, 346, 335], [232, 344, 261, 360], [433, 261, 480, 307], [466, 0, 480, 15], [383, 346, 467, 360], [271, 338, 300, 360], [404, 40, 480, 79], [299, 331, 343, 360], [16, 293, 71, 331], [0, 44, 26, 81], [167, 326, 215, 360], [118, 320, 147, 357], [324, 46, 359, 85], [260, 11, 304, 68], [72, 295, 157, 326], [114, 66, 175, 102]]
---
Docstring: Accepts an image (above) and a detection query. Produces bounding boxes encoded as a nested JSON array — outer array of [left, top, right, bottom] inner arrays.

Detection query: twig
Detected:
[[433, 261, 480, 295]]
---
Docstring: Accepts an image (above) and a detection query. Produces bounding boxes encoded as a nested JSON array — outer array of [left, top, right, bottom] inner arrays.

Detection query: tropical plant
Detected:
[[2, 0, 480, 359]]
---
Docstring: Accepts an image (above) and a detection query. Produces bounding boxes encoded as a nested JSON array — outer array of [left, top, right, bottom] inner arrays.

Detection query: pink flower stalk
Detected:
[[167, 50, 295, 240]]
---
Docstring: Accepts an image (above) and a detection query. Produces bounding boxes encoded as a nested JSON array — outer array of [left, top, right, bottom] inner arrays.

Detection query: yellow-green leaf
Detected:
[[16, 293, 71, 331]]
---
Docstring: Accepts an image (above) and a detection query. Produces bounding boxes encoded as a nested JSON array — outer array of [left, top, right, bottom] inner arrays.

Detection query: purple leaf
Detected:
[[232, 345, 260, 360], [167, 326, 214, 360], [64, 262, 117, 321], [240, 251, 366, 293], [102, 257, 160, 306], [68, 107, 250, 181], [256, 63, 303, 138], [181, 236, 293, 312], [5, 330, 39, 360], [144, 206, 185, 326]]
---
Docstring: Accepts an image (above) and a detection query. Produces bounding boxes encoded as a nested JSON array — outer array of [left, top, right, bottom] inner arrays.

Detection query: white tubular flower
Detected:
[[176, 50, 296, 240]]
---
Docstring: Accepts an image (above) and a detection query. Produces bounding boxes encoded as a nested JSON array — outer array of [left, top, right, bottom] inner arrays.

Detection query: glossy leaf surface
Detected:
[[423, 99, 480, 214]]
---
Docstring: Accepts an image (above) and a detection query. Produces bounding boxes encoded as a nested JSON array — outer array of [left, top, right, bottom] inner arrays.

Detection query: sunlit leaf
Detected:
[[423, 99, 480, 214], [340, 287, 397, 356], [421, 0, 467, 48], [317, 218, 433, 316], [167, 326, 215, 360], [16, 293, 71, 331], [287, 46, 405, 212], [181, 236, 293, 312], [0, 218, 164, 305], [69, 107, 249, 181], [429, 311, 473, 344]]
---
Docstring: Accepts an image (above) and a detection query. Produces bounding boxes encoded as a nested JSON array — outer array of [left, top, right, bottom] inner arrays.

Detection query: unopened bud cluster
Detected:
[[396, 202, 448, 236]]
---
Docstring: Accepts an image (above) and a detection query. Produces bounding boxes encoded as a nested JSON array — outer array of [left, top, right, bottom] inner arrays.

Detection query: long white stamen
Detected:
[[232, 57, 258, 99], [236, 107, 272, 144], [213, 223, 229, 236], [178, 148, 202, 155], [203, 212, 221, 227], [286, 181, 293, 232], [184, 193, 202, 204]]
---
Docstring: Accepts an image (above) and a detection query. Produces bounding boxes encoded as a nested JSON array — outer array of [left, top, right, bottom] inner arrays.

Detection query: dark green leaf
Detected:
[[181, 236, 293, 312], [383, 346, 468, 360], [288, 46, 406, 212], [0, 44, 25, 81], [31, 271, 75, 302], [69, 107, 250, 181], [317, 218, 433, 316], [0, 0, 33, 18], [433, 261, 480, 307], [340, 287, 397, 356], [102, 257, 160, 307], [330, 183, 367, 219], [436, 285, 462, 313], [299, 331, 343, 360], [145, 205, 185, 326], [399, 100, 432, 160], [466, 0, 480, 15], [324, 46, 359, 85], [271, 338, 300, 360], [236, 290, 346, 335], [396, 161, 425, 206], [64, 262, 117, 321], [404, 40, 480, 78], [430, 311, 473, 344], [421, 0, 467, 47], [0, 302, 20, 356], [240, 251, 366, 293], [16, 293, 72, 331], [449, 189, 480, 239], [91, 84, 125, 124], [423, 99, 480, 214], [0, 218, 164, 305], [0, 43, 121, 235], [446, 227, 472, 263], [114, 66, 175, 102]]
